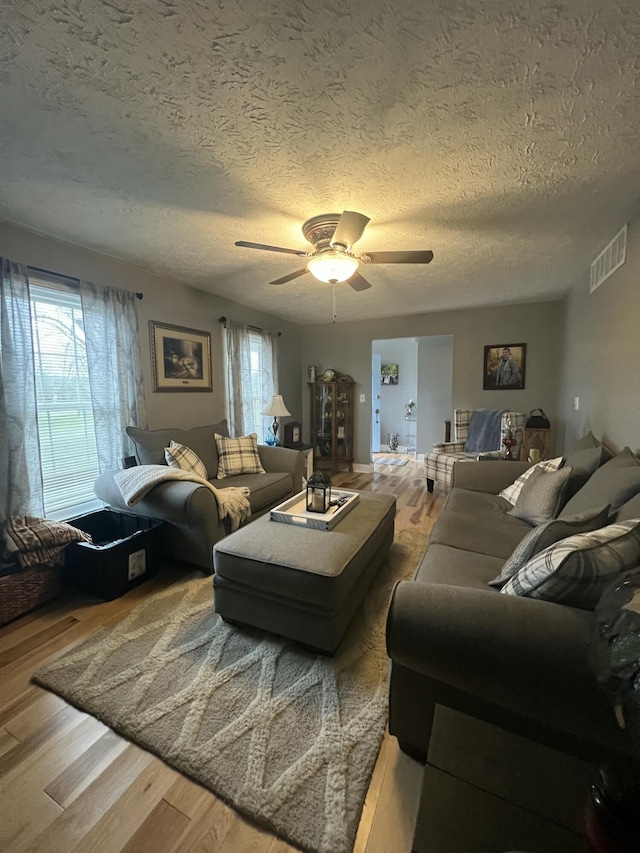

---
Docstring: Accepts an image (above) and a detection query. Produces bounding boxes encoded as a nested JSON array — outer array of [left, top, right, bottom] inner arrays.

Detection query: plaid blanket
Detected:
[[114, 465, 251, 532], [3, 516, 93, 568]]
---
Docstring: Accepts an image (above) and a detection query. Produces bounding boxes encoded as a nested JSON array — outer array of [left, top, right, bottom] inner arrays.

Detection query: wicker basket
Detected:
[[0, 560, 62, 627]]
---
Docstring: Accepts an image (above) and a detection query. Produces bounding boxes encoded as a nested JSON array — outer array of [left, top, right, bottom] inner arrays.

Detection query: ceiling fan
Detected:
[[235, 210, 434, 290]]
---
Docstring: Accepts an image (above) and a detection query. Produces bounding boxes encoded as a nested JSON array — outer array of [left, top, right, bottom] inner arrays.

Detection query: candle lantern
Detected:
[[306, 471, 332, 513]]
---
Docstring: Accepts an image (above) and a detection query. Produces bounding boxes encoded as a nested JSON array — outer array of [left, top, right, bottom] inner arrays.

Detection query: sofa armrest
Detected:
[[431, 441, 467, 453], [257, 445, 305, 491], [386, 579, 596, 707], [452, 460, 529, 493]]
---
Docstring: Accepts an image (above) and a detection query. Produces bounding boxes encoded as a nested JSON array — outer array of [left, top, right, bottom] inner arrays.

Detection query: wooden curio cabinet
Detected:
[[309, 380, 355, 472]]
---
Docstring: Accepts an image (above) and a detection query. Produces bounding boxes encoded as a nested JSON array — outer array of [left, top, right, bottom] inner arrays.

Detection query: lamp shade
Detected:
[[262, 394, 291, 417], [307, 251, 359, 284]]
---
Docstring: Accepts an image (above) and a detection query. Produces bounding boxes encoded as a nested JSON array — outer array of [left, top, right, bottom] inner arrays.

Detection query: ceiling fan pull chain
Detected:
[[332, 284, 337, 324]]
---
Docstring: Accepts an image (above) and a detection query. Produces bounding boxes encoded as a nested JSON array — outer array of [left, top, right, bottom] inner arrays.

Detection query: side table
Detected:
[[283, 442, 314, 480]]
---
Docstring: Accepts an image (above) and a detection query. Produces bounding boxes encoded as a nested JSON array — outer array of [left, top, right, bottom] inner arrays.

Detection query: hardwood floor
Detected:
[[0, 461, 441, 853]]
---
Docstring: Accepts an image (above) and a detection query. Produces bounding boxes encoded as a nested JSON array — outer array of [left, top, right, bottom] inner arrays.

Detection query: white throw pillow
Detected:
[[164, 441, 208, 480], [499, 456, 564, 505]]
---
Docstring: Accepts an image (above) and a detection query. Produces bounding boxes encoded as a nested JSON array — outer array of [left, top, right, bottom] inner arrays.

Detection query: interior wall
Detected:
[[0, 221, 303, 438], [300, 300, 564, 465], [557, 209, 640, 454], [372, 338, 418, 450], [417, 335, 454, 453]]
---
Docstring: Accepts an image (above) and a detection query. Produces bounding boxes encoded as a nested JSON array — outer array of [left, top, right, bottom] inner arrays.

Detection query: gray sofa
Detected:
[[93, 420, 306, 571], [386, 456, 640, 765]]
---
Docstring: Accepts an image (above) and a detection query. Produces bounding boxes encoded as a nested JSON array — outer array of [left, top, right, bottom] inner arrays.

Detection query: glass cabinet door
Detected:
[[314, 383, 333, 458], [335, 383, 351, 460]]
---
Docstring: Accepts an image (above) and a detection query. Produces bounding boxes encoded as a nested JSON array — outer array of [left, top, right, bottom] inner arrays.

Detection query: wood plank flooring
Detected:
[[0, 460, 440, 853]]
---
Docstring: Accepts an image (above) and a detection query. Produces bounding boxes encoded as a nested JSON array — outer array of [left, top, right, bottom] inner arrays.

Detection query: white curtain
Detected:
[[0, 258, 44, 523], [79, 280, 148, 472], [225, 319, 279, 438]]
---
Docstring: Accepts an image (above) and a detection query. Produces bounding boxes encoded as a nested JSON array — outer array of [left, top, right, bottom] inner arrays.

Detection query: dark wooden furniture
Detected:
[[309, 379, 355, 472]]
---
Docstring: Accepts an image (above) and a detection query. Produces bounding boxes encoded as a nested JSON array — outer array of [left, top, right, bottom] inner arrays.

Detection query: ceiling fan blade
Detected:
[[330, 211, 371, 249], [269, 268, 309, 285], [235, 240, 308, 256], [365, 250, 434, 264], [347, 271, 372, 291]]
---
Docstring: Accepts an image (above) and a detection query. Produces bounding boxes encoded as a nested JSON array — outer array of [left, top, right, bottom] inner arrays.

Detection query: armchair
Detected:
[[425, 409, 525, 492]]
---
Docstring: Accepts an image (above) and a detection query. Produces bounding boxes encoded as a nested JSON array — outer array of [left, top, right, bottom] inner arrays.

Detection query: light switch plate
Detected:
[[360, 393, 366, 402]]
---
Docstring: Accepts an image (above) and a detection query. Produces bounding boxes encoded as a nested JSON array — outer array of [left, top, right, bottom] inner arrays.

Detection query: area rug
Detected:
[[374, 456, 409, 467], [33, 530, 426, 853]]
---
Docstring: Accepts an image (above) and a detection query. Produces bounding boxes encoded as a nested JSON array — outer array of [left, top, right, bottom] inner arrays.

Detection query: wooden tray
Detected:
[[270, 489, 360, 530]]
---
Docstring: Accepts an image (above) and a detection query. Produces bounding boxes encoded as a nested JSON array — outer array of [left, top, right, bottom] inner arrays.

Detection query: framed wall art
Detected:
[[381, 364, 399, 385], [483, 342, 526, 390], [149, 320, 212, 392]]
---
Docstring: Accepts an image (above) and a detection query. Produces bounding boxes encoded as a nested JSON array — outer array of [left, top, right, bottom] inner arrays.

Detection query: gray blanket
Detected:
[[464, 408, 506, 453]]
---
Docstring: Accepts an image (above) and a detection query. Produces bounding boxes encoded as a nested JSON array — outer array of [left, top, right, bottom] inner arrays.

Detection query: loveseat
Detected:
[[93, 420, 306, 572], [387, 443, 640, 765]]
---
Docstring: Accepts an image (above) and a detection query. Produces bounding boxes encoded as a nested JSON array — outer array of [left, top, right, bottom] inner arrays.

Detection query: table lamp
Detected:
[[262, 394, 291, 445]]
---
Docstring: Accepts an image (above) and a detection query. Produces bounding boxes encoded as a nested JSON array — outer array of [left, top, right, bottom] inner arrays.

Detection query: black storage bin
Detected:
[[64, 509, 166, 601]]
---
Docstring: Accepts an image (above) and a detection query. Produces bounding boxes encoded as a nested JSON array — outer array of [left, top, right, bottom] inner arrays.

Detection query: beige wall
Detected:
[[0, 221, 303, 435], [557, 211, 640, 454], [301, 301, 565, 464]]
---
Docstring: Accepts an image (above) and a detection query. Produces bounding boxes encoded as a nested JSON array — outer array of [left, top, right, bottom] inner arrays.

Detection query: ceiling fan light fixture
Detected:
[[307, 250, 359, 284]]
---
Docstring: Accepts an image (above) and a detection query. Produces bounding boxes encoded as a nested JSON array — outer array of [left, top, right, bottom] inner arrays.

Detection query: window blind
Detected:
[[29, 275, 102, 519]]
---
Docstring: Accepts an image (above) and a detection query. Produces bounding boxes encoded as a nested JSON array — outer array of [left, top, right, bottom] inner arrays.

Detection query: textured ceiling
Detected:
[[1, 0, 640, 324]]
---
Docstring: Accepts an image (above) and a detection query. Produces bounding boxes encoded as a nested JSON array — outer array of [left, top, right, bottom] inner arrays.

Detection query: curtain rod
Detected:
[[218, 315, 281, 336], [28, 265, 143, 298]]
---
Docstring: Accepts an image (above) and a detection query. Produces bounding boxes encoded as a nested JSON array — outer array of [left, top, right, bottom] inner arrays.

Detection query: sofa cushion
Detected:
[[164, 441, 208, 479], [214, 433, 266, 479], [127, 420, 229, 476], [499, 457, 564, 505], [508, 465, 573, 525], [617, 492, 640, 522], [500, 519, 640, 610], [430, 489, 532, 560], [415, 542, 505, 590], [212, 471, 292, 514], [560, 448, 640, 516], [489, 505, 612, 588], [571, 431, 601, 451]]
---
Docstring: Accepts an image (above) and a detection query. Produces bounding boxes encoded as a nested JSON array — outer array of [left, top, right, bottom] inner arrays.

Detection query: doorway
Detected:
[[371, 335, 453, 462]]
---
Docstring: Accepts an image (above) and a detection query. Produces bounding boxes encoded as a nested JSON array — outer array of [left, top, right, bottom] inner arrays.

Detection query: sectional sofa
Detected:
[[386, 441, 640, 764]]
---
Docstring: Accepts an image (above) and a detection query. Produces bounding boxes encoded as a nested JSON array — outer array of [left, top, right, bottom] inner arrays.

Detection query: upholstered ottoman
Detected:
[[213, 491, 395, 654]]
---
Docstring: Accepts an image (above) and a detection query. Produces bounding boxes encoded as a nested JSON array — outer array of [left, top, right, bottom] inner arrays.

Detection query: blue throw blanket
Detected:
[[464, 409, 507, 453]]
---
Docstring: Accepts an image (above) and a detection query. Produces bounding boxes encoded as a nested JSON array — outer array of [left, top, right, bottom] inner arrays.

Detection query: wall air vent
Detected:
[[590, 223, 627, 293]]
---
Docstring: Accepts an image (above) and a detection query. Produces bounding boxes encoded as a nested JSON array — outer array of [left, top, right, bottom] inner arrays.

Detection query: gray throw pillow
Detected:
[[508, 465, 573, 526], [560, 448, 640, 516], [500, 519, 640, 610], [489, 505, 611, 588], [563, 444, 610, 500]]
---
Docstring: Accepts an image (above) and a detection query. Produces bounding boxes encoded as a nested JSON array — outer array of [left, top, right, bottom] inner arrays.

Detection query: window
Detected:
[[245, 330, 268, 437], [28, 270, 102, 519], [224, 319, 278, 441]]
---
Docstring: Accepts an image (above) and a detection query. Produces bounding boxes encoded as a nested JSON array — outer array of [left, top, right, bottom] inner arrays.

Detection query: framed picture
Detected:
[[381, 364, 399, 385], [483, 343, 526, 390], [149, 321, 212, 392]]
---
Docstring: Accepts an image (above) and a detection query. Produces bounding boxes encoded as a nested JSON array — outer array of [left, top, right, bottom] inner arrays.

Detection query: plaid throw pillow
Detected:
[[499, 456, 564, 505], [500, 519, 640, 610], [164, 441, 208, 480], [214, 433, 265, 479], [489, 505, 611, 588]]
